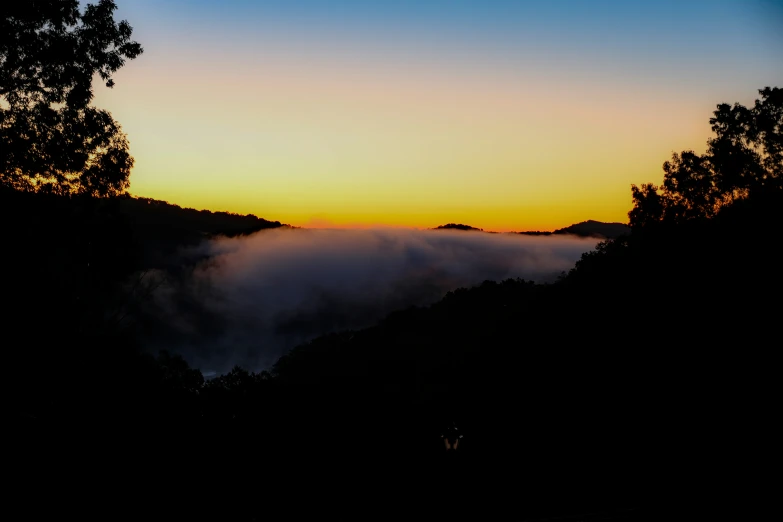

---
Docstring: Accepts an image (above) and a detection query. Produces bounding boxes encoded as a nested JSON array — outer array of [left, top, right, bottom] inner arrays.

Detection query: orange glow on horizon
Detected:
[[129, 188, 633, 233], [94, 11, 779, 231]]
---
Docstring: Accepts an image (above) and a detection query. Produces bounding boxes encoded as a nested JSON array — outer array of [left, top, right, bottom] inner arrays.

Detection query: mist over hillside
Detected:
[[135, 227, 598, 374]]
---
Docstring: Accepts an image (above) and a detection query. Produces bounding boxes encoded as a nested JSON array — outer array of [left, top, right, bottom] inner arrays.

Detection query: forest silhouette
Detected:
[[3, 2, 781, 521]]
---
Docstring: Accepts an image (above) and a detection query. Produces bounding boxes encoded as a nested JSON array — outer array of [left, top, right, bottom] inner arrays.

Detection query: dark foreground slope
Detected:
[[6, 189, 780, 521], [253, 191, 778, 519]]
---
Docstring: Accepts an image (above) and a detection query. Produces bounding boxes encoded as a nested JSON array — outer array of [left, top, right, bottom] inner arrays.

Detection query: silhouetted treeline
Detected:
[[117, 196, 285, 268]]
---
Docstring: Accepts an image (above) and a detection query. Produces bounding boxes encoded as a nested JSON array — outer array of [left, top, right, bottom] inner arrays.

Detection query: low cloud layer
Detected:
[[137, 228, 598, 375]]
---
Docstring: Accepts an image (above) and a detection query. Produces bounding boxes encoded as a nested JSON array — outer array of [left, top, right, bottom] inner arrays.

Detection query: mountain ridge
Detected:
[[434, 220, 630, 239]]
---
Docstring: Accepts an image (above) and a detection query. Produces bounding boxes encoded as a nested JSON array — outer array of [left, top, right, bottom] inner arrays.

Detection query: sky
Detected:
[[93, 0, 783, 231]]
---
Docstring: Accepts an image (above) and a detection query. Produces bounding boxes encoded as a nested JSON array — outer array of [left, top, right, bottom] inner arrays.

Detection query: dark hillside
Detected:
[[554, 219, 629, 238], [5, 186, 779, 520], [518, 220, 630, 238], [116, 196, 285, 268], [7, 188, 780, 520], [258, 189, 781, 517], [434, 223, 484, 231]]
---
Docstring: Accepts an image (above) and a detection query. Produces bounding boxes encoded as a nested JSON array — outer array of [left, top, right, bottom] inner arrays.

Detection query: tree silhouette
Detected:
[[0, 0, 142, 196], [630, 87, 782, 228]]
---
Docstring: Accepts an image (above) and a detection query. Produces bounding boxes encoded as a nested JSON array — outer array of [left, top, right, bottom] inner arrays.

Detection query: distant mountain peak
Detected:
[[435, 220, 629, 239], [434, 223, 484, 232], [553, 221, 629, 239]]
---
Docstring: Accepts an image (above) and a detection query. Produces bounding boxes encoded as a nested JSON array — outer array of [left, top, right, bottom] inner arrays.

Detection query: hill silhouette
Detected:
[[436, 219, 629, 238], [553, 219, 629, 238], [434, 223, 484, 231], [120, 196, 283, 238], [518, 219, 629, 238], [116, 195, 285, 268]]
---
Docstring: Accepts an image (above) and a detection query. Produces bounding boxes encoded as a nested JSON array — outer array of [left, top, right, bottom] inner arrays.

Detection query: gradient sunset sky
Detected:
[[93, 0, 783, 231]]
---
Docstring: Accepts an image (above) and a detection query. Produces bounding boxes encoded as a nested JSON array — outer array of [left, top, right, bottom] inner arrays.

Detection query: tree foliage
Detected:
[[0, 0, 142, 196], [629, 87, 783, 228]]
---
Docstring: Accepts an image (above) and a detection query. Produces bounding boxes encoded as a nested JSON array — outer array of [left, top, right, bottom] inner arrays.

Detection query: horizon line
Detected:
[[128, 192, 630, 233]]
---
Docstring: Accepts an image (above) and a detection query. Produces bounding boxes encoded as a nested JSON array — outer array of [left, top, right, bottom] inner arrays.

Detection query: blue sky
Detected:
[[119, 0, 782, 81]]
